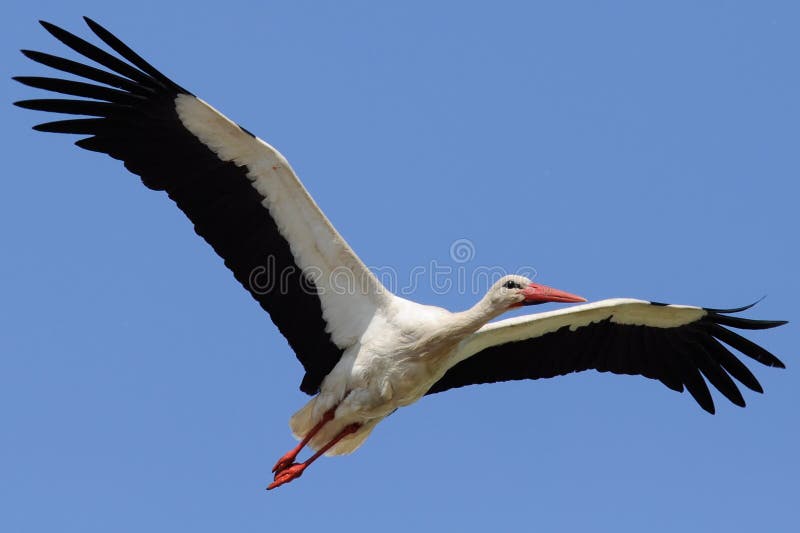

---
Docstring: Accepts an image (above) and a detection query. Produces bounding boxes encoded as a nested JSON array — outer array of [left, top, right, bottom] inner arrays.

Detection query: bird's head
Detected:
[[490, 275, 587, 310]]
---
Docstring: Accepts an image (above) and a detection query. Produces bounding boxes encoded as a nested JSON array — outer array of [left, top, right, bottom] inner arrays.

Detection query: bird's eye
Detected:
[[503, 280, 520, 289]]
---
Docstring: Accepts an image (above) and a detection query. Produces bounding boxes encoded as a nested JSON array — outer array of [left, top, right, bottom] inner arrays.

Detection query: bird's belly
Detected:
[[350, 350, 452, 412]]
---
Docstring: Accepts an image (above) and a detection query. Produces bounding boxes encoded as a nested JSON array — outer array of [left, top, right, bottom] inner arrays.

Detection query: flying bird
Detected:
[[14, 18, 787, 491]]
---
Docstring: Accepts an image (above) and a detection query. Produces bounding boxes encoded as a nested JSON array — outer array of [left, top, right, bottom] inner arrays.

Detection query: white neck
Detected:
[[447, 292, 511, 337]]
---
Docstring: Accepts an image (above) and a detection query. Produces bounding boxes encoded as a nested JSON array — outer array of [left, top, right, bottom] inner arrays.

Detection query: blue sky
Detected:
[[3, 1, 798, 531]]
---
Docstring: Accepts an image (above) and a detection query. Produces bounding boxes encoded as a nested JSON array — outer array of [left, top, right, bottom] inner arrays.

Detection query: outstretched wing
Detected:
[[14, 18, 390, 394], [427, 299, 786, 413]]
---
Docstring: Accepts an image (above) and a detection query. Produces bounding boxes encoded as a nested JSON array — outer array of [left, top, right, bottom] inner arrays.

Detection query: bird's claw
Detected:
[[267, 463, 306, 490], [271, 454, 297, 474]]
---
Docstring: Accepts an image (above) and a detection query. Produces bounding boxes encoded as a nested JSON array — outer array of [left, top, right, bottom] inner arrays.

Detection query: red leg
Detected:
[[267, 422, 361, 491], [271, 408, 335, 474]]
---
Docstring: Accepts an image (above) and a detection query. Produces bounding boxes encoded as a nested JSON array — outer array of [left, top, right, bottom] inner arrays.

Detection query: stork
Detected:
[[14, 18, 786, 491]]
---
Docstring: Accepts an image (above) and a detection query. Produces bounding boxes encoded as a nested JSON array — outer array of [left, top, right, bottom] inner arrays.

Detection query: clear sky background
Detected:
[[3, 1, 798, 531]]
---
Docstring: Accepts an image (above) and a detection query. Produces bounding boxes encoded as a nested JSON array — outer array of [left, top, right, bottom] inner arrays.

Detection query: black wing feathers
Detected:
[[20, 49, 156, 95], [15, 98, 130, 117], [81, 17, 188, 94], [427, 306, 786, 414], [14, 76, 145, 104], [38, 19, 174, 93], [14, 18, 343, 395]]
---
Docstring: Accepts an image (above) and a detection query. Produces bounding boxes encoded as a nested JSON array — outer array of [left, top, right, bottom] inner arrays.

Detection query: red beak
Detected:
[[520, 282, 587, 305]]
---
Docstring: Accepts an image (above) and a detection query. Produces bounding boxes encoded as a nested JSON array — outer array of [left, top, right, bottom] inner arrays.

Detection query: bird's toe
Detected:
[[267, 463, 307, 490], [272, 455, 296, 474]]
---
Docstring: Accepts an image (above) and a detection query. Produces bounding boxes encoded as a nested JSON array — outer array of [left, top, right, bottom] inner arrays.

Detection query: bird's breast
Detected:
[[351, 335, 462, 409], [344, 300, 469, 409]]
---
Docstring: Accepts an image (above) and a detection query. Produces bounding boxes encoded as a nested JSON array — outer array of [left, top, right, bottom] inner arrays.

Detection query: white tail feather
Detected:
[[289, 398, 317, 441], [325, 420, 378, 456], [289, 398, 379, 456]]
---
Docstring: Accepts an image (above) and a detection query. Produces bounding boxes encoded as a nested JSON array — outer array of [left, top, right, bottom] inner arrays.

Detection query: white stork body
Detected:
[[15, 18, 786, 490], [294, 293, 526, 456]]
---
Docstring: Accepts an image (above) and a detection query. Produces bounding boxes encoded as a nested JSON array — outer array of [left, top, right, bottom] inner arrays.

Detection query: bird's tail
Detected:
[[289, 398, 317, 442], [289, 398, 378, 456]]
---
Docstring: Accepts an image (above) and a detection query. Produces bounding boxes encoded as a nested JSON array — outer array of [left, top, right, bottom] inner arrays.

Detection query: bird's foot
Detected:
[[271, 452, 298, 474], [267, 463, 307, 490]]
